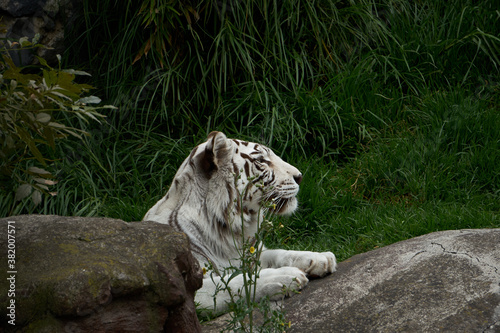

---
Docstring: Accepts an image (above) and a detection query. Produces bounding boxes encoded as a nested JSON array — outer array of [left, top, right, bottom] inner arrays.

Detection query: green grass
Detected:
[[1, 0, 499, 263], [266, 87, 499, 260]]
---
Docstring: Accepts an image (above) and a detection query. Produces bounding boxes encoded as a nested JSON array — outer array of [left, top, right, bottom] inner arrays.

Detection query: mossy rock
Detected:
[[0, 215, 203, 333]]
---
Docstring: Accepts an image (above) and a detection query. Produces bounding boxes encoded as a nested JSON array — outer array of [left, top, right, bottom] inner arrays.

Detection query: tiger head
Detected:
[[207, 131, 301, 215], [167, 131, 302, 234]]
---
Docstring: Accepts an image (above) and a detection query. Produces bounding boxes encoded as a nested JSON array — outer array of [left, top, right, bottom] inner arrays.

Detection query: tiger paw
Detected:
[[257, 267, 309, 300], [262, 249, 337, 278], [304, 251, 337, 278]]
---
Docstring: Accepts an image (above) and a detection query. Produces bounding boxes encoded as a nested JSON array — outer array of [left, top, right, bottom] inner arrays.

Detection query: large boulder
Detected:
[[203, 228, 500, 332], [0, 215, 203, 333]]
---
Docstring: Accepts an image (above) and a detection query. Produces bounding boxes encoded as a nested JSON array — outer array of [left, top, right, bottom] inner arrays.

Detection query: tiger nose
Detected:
[[293, 174, 303, 185]]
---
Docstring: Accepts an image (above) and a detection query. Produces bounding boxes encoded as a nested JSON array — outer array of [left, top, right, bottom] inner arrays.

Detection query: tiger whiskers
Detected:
[[262, 190, 290, 214]]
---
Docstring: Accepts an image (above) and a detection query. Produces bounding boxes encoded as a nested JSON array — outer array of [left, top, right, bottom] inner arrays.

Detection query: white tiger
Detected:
[[143, 131, 336, 314]]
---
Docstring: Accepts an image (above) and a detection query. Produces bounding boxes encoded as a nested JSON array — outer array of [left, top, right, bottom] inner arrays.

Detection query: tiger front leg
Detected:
[[260, 249, 337, 278], [196, 267, 308, 316]]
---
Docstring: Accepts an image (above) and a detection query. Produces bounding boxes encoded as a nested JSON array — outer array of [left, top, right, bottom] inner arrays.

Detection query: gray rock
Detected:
[[0, 0, 80, 66], [0, 215, 203, 333], [203, 229, 500, 332], [0, 0, 43, 17]]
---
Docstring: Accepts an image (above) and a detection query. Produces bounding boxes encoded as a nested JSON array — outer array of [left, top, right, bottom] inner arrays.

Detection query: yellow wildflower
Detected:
[[249, 246, 256, 254]]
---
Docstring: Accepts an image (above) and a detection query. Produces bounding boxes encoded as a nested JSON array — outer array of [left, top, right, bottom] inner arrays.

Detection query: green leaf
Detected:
[[34, 177, 58, 185], [54, 71, 79, 94], [19, 37, 31, 47], [78, 96, 101, 104], [32, 190, 42, 205], [15, 126, 46, 165], [63, 129, 83, 139], [101, 105, 118, 109], [36, 112, 51, 123], [35, 184, 49, 191], [35, 56, 51, 68], [43, 126, 56, 148], [27, 167, 49, 174], [43, 69, 59, 87], [15, 184, 32, 201], [4, 135, 15, 149], [28, 166, 51, 175], [62, 69, 92, 76], [48, 122, 66, 129]]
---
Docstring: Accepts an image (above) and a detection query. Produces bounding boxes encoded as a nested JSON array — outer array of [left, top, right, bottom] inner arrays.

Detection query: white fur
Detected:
[[143, 131, 336, 315]]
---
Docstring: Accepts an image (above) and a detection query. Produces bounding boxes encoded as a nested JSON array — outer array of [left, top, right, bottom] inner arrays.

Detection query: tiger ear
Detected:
[[206, 131, 231, 161], [201, 131, 231, 176]]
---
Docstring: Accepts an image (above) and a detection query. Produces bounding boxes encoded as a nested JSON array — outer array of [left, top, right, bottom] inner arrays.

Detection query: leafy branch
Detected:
[[0, 32, 116, 208]]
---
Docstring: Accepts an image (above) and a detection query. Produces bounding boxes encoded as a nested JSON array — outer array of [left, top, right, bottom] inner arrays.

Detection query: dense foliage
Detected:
[[1, 0, 499, 259], [0, 34, 113, 211]]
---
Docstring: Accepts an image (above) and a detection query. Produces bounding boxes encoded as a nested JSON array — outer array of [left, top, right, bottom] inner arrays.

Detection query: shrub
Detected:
[[0, 33, 115, 209]]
